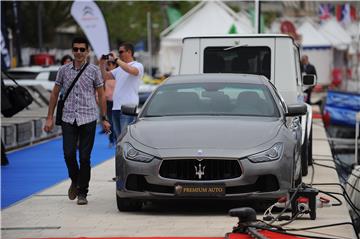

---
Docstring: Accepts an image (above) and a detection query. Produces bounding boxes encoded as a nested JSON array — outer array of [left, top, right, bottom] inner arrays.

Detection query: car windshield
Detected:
[[142, 82, 280, 117]]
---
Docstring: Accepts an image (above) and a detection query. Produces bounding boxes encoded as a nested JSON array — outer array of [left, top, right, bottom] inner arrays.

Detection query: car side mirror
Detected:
[[286, 104, 307, 117], [121, 105, 138, 116], [302, 74, 316, 86]]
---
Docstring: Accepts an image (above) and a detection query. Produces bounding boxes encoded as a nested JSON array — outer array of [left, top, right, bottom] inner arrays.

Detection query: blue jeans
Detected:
[[112, 110, 135, 141]]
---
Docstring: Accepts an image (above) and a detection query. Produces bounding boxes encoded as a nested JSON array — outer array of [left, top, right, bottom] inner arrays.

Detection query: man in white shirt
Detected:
[[100, 43, 144, 140]]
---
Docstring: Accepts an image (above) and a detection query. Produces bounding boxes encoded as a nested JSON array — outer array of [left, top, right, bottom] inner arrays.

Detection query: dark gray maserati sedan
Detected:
[[115, 74, 306, 211]]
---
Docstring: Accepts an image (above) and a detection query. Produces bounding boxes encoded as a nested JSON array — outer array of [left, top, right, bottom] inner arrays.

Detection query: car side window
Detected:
[[49, 71, 58, 81], [270, 83, 287, 113]]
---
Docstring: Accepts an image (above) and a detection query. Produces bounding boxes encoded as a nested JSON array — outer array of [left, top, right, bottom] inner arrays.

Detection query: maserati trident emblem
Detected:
[[194, 163, 205, 179]]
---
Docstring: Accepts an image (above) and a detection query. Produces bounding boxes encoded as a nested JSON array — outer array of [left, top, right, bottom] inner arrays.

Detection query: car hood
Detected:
[[130, 116, 282, 150]]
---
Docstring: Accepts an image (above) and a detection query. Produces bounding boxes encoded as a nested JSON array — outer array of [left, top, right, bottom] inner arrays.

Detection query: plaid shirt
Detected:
[[55, 62, 103, 126]]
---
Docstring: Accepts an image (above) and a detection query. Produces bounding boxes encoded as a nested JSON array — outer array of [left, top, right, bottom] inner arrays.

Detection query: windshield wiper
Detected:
[[224, 44, 248, 51]]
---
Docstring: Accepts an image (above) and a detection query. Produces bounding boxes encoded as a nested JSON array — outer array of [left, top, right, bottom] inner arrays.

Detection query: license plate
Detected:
[[174, 183, 225, 197]]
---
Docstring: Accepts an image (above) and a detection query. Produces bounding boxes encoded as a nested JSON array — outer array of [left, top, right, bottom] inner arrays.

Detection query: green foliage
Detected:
[[98, 1, 196, 49], [17, 1, 74, 47], [3, 1, 197, 49]]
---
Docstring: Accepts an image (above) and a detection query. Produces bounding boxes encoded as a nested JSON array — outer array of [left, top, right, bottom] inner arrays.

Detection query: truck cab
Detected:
[[179, 34, 315, 176]]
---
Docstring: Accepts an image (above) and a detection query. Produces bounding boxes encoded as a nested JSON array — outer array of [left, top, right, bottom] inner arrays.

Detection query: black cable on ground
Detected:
[[314, 158, 333, 161], [268, 183, 302, 225], [312, 154, 334, 158], [277, 211, 302, 227], [251, 225, 350, 239], [312, 163, 360, 193], [318, 189, 342, 206], [311, 182, 360, 235], [312, 183, 360, 209], [284, 222, 355, 231], [319, 190, 360, 218], [259, 210, 358, 238], [313, 161, 337, 170]]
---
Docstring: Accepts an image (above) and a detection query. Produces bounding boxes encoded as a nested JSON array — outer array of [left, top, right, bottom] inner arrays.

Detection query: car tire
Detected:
[[301, 132, 309, 177], [308, 125, 313, 166], [116, 195, 142, 211], [295, 166, 302, 187], [292, 151, 302, 188]]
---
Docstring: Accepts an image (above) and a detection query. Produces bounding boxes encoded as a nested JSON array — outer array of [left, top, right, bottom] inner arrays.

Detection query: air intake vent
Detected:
[[159, 159, 241, 180]]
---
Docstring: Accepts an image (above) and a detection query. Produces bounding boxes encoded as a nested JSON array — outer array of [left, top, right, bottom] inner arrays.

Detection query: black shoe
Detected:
[[77, 195, 88, 205], [68, 183, 78, 200]]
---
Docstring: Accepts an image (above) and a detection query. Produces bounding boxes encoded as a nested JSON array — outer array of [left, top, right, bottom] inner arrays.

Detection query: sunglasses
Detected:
[[119, 50, 126, 54], [72, 47, 86, 52]]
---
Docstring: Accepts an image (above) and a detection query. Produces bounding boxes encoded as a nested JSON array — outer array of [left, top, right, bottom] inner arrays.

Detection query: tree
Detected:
[[2, 1, 75, 48], [98, 1, 196, 50], [3, 1, 196, 50]]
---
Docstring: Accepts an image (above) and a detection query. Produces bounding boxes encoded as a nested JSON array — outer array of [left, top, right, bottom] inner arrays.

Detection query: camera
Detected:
[[101, 53, 113, 60]]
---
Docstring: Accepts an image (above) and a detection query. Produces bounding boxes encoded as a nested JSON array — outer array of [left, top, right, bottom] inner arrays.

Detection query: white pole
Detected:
[[254, 0, 259, 34], [355, 112, 360, 165], [147, 12, 152, 76]]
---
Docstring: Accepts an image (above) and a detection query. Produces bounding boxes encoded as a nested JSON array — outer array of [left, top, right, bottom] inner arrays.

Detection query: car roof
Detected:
[[183, 34, 293, 41], [165, 74, 269, 85], [7, 65, 60, 73]]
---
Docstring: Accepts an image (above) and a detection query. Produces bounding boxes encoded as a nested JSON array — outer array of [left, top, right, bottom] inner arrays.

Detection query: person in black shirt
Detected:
[[301, 55, 317, 104]]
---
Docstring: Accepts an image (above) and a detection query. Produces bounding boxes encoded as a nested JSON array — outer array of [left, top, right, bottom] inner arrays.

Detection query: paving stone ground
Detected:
[[1, 113, 357, 239]]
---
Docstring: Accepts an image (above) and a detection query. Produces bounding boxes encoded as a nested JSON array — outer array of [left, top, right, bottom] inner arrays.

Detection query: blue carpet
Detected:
[[1, 126, 115, 209]]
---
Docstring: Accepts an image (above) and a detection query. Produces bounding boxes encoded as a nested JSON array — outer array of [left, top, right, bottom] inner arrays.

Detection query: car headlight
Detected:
[[248, 143, 284, 163], [123, 143, 155, 163]]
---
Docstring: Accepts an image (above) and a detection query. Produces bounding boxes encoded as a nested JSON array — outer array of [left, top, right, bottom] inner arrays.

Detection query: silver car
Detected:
[[115, 74, 306, 211]]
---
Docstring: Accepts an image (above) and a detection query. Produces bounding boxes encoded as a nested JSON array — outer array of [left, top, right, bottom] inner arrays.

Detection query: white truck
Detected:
[[178, 34, 315, 176]]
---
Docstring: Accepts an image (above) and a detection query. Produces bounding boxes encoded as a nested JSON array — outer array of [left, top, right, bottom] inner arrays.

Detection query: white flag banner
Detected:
[[71, 0, 109, 59]]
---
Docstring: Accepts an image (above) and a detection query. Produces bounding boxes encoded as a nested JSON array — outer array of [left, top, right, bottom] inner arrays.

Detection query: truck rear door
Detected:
[[199, 37, 275, 82]]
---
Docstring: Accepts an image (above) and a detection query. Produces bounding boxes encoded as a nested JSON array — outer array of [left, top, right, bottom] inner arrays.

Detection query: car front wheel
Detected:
[[308, 125, 313, 165], [301, 131, 309, 176]]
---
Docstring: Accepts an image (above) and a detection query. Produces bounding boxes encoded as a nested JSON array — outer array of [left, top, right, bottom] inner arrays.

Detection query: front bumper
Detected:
[[115, 154, 293, 200]]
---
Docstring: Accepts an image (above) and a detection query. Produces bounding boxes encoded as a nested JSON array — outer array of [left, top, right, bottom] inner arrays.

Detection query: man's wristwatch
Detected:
[[101, 115, 109, 122]]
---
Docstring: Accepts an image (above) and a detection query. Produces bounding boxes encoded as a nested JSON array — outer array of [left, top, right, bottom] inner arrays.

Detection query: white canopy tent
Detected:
[[319, 18, 352, 51], [345, 21, 360, 54], [298, 21, 333, 85], [319, 18, 353, 71], [298, 21, 331, 48], [159, 1, 253, 75]]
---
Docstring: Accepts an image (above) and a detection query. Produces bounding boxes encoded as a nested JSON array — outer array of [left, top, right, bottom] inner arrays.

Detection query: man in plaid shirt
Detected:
[[44, 37, 110, 205]]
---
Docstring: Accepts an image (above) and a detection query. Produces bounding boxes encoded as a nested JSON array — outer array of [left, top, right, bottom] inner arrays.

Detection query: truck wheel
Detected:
[[116, 195, 142, 211], [308, 125, 313, 165], [301, 135, 309, 176]]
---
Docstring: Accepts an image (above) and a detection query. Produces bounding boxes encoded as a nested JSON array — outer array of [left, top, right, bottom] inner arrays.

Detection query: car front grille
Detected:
[[159, 158, 241, 180]]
